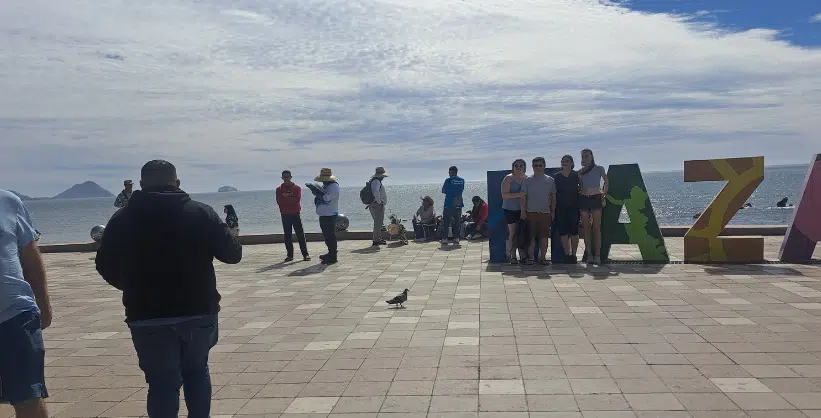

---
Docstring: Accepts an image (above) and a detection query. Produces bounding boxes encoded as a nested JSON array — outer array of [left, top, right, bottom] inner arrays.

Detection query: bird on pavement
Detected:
[[386, 289, 409, 308]]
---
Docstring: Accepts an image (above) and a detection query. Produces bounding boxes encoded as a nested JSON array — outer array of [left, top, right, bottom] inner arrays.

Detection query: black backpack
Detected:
[[359, 178, 380, 204]]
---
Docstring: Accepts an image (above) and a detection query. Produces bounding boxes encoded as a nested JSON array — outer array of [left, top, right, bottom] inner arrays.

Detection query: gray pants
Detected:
[[369, 203, 385, 241]]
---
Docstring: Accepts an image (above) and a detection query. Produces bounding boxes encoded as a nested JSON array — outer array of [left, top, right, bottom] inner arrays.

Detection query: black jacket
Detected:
[[95, 185, 242, 322]]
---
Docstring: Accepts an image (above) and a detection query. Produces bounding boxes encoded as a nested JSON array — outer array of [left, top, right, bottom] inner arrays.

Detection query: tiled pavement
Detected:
[[2, 237, 821, 418]]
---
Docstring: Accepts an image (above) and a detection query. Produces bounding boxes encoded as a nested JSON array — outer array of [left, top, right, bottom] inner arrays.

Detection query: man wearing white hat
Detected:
[[368, 167, 389, 246], [311, 168, 341, 264]]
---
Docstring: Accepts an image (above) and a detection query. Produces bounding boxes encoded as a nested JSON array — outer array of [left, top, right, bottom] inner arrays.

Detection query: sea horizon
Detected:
[[20, 165, 806, 245]]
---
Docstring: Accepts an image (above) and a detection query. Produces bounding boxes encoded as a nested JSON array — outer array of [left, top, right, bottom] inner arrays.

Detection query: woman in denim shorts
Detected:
[[500, 159, 527, 263], [579, 149, 609, 265]]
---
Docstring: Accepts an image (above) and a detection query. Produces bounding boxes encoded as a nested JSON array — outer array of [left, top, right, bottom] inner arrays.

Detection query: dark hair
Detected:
[[579, 149, 596, 175], [449, 166, 458, 173], [472, 196, 484, 205], [561, 154, 575, 170], [532, 157, 546, 166], [282, 170, 292, 177], [140, 159, 177, 187], [512, 159, 526, 170], [224, 204, 237, 217]]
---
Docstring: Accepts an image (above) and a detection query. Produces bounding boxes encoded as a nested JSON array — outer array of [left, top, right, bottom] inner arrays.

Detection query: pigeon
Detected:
[[386, 289, 409, 308]]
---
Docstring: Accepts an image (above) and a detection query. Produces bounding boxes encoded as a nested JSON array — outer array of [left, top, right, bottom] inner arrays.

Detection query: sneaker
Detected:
[[284, 256, 294, 262], [303, 255, 311, 261], [372, 241, 381, 246], [593, 256, 601, 265], [319, 254, 328, 261], [321, 257, 337, 265], [454, 238, 461, 245], [440, 239, 449, 244]]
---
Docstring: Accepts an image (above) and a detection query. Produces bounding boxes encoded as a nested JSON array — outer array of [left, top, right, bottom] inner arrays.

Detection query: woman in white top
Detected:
[[412, 196, 438, 241], [578, 149, 609, 265]]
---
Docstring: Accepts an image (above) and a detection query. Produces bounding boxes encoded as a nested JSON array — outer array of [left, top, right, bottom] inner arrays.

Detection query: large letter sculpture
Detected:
[[779, 154, 821, 262], [487, 170, 511, 263], [684, 156, 765, 262], [600, 164, 669, 263]]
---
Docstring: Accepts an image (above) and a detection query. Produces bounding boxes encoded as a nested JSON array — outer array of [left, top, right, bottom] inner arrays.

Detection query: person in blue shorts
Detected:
[[0, 189, 53, 418], [440, 166, 465, 244]]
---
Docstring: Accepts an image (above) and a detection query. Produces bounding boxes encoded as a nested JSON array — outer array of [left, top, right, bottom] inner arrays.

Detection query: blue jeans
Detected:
[[442, 208, 462, 239], [129, 315, 218, 418], [0, 310, 48, 405]]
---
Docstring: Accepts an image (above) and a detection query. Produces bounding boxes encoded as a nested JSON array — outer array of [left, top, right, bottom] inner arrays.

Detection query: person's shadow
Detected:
[[288, 263, 330, 276]]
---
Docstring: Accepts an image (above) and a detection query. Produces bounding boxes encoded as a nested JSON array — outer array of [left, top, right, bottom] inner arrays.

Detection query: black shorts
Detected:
[[579, 194, 603, 212], [503, 209, 521, 224], [556, 207, 580, 236]]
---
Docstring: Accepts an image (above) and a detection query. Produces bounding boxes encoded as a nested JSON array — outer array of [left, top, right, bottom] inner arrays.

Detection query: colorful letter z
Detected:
[[683, 156, 765, 263]]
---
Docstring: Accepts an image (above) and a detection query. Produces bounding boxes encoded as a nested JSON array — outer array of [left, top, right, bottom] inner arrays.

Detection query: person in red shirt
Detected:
[[276, 170, 310, 262], [464, 196, 489, 240]]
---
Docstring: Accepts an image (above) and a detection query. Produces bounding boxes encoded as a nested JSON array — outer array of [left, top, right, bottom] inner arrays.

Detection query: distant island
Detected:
[[9, 181, 115, 201], [53, 181, 115, 199], [218, 186, 239, 192]]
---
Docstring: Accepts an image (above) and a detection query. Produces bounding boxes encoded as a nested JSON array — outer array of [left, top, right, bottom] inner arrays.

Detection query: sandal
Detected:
[[539, 259, 551, 266], [508, 250, 519, 264]]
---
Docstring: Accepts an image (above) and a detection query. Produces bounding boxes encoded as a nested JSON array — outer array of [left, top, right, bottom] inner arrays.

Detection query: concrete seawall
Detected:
[[37, 225, 789, 253]]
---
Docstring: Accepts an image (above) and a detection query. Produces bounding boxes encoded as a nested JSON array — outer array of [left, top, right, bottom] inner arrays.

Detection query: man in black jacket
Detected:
[[95, 160, 241, 418]]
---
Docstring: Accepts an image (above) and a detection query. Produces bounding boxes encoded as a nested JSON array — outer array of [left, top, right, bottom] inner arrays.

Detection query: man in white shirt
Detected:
[[369, 167, 389, 246], [312, 168, 341, 264]]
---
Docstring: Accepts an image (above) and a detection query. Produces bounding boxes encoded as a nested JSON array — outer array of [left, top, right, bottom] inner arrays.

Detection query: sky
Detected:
[[1, 0, 820, 196]]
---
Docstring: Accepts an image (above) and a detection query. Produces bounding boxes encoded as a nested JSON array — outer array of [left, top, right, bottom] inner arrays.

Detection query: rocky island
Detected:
[[218, 186, 239, 192], [8, 181, 114, 200], [52, 181, 114, 199]]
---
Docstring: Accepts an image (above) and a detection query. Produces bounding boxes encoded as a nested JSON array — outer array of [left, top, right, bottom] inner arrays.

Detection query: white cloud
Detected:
[[1, 0, 821, 195], [811, 13, 821, 23]]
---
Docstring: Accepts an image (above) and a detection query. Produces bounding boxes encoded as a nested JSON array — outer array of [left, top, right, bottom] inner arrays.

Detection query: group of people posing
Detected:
[[502, 149, 609, 265]]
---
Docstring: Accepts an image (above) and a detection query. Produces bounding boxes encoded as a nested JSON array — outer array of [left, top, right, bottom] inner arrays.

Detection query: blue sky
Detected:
[[1, 0, 820, 196]]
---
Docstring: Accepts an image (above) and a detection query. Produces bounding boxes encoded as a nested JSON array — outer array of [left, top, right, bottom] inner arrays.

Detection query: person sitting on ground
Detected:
[[464, 196, 489, 240], [412, 196, 438, 241]]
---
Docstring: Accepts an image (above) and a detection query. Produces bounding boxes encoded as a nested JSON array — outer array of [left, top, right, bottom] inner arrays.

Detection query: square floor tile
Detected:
[[304, 341, 343, 351], [445, 337, 480, 346], [479, 380, 525, 395], [710, 378, 772, 393], [285, 396, 340, 413]]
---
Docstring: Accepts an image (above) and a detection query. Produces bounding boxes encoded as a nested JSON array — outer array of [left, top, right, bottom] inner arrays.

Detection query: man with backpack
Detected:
[[362, 167, 389, 246]]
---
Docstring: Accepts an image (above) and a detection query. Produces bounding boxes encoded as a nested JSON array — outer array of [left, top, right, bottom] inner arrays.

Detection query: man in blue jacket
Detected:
[[441, 166, 465, 244]]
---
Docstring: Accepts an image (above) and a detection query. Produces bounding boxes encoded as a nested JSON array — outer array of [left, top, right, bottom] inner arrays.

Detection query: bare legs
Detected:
[[592, 210, 602, 261], [14, 399, 49, 418], [581, 210, 602, 262], [506, 223, 518, 261], [581, 211, 592, 261]]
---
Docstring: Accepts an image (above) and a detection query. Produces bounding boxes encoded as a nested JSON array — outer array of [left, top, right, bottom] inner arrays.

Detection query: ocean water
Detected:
[[24, 165, 807, 244]]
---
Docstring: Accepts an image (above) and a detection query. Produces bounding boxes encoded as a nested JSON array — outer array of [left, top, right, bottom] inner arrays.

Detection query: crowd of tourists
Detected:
[[0, 150, 606, 417]]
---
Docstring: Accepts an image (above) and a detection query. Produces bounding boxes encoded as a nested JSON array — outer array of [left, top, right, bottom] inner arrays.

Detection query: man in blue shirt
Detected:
[[441, 166, 466, 244], [0, 189, 53, 418]]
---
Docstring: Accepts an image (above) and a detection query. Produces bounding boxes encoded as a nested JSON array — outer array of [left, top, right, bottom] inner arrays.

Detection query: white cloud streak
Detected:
[[1, 0, 820, 194]]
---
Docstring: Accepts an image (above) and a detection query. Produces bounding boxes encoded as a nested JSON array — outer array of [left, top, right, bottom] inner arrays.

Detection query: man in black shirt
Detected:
[[95, 160, 242, 418], [553, 155, 581, 263]]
